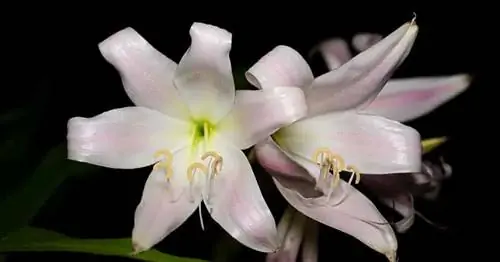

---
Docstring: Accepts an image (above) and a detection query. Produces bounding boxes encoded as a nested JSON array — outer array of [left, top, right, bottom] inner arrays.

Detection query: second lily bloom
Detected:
[[254, 19, 420, 261]]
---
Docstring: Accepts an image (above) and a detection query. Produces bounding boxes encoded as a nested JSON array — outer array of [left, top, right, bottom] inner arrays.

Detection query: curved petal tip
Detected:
[[98, 27, 141, 54], [190, 22, 232, 49]]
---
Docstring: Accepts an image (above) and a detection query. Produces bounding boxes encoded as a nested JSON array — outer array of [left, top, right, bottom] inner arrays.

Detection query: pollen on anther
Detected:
[[186, 162, 208, 182]]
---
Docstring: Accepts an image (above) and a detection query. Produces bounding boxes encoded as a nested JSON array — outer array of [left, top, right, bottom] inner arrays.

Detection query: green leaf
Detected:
[[0, 144, 101, 237], [0, 227, 206, 262]]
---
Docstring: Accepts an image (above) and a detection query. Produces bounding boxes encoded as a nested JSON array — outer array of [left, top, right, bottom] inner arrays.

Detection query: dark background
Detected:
[[2, 6, 487, 262]]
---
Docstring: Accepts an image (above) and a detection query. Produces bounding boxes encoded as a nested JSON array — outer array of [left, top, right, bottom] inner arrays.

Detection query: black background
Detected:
[[2, 6, 488, 262]]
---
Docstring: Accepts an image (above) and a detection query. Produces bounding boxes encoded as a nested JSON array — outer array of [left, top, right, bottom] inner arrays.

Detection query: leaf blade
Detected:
[[0, 227, 206, 262]]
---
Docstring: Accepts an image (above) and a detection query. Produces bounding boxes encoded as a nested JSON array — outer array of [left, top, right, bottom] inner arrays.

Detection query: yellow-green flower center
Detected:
[[191, 118, 216, 151]]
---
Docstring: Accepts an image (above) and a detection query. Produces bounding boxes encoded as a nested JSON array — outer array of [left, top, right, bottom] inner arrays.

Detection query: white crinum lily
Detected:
[[250, 19, 420, 261], [67, 23, 308, 253], [318, 34, 470, 233]]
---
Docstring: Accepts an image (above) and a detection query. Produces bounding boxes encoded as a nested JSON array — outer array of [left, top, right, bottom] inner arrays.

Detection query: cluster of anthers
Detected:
[[152, 149, 223, 230], [312, 148, 361, 201]]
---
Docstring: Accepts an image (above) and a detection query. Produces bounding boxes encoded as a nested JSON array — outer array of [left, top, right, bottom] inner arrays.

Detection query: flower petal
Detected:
[[363, 74, 471, 122], [318, 38, 352, 70], [379, 194, 415, 233], [132, 147, 203, 251], [67, 107, 191, 169], [218, 87, 307, 149], [278, 112, 421, 175], [301, 218, 318, 262], [98, 28, 190, 120], [255, 139, 316, 185], [174, 22, 234, 122], [206, 140, 278, 252], [273, 176, 397, 260], [352, 33, 383, 52], [246, 45, 314, 90], [266, 208, 306, 262], [306, 20, 418, 117]]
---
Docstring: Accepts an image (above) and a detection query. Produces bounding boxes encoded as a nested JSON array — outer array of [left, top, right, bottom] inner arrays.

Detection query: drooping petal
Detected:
[[278, 112, 421, 175], [255, 139, 316, 185], [217, 87, 307, 149], [174, 22, 234, 122], [273, 177, 397, 261], [246, 45, 314, 90], [132, 147, 203, 252], [362, 74, 471, 122], [98, 28, 190, 120], [306, 20, 418, 117], [266, 209, 306, 262], [318, 38, 352, 70], [379, 194, 415, 233], [67, 107, 191, 169], [258, 140, 397, 259], [206, 139, 278, 252], [301, 218, 319, 262], [352, 33, 383, 52]]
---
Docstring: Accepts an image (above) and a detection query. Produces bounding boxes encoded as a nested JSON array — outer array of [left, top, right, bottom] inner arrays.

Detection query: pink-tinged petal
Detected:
[[266, 208, 306, 262], [132, 148, 203, 252], [352, 33, 383, 52], [67, 107, 191, 169], [379, 194, 415, 233], [246, 45, 314, 90], [363, 74, 471, 122], [98, 28, 190, 120], [278, 112, 421, 175], [218, 87, 307, 149], [301, 218, 318, 262], [255, 140, 317, 186], [306, 20, 418, 117], [207, 140, 278, 252], [273, 176, 397, 261], [174, 23, 234, 122], [318, 38, 352, 70]]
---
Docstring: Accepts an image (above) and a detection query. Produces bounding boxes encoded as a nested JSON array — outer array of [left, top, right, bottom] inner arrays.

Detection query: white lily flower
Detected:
[[250, 19, 420, 261], [318, 33, 470, 233], [67, 23, 308, 253]]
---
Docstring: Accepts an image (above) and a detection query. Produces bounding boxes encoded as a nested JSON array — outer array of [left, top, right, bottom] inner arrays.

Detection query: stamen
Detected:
[[345, 165, 361, 185], [186, 162, 208, 203], [186, 162, 209, 183], [198, 205, 205, 231], [186, 162, 208, 230], [201, 151, 223, 209], [312, 148, 345, 189], [185, 152, 224, 216], [311, 148, 364, 206], [153, 150, 174, 181]]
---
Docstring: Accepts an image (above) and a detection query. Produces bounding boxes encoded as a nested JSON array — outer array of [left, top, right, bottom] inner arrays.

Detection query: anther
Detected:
[[186, 162, 208, 183], [201, 151, 223, 209], [153, 150, 174, 181]]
